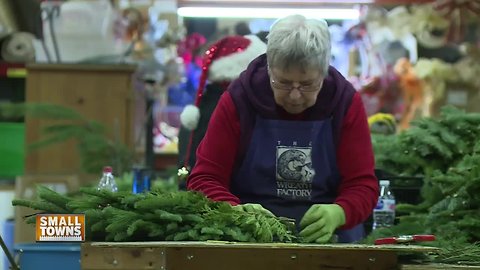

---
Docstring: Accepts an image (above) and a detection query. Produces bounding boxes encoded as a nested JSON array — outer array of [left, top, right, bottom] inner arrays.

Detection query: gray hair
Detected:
[[266, 15, 331, 75]]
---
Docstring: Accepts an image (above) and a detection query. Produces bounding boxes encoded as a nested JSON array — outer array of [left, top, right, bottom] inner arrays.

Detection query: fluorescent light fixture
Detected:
[[177, 7, 360, 20]]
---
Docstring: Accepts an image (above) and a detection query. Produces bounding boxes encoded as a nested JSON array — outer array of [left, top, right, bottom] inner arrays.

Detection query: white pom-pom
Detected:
[[180, 104, 200, 130]]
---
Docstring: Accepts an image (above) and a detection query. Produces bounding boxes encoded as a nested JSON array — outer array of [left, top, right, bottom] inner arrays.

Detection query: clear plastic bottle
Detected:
[[373, 180, 396, 230], [97, 166, 118, 192]]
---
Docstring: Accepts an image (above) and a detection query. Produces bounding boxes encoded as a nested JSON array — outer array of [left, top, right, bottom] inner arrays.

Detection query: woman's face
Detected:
[[269, 66, 324, 114]]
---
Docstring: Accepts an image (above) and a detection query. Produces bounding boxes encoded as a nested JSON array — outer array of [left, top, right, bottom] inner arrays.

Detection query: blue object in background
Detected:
[[132, 167, 142, 193], [14, 243, 80, 270], [132, 168, 151, 194], [1, 220, 14, 270], [168, 62, 201, 107]]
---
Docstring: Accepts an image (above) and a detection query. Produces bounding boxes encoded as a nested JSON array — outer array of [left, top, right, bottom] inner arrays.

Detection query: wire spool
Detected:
[[0, 32, 35, 62], [416, 29, 448, 49]]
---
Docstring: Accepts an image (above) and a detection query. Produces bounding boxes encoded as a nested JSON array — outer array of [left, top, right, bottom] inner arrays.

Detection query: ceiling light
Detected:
[[177, 7, 360, 20]]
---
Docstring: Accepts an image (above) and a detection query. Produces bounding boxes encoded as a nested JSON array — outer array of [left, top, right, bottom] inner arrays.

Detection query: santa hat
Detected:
[[180, 35, 266, 130]]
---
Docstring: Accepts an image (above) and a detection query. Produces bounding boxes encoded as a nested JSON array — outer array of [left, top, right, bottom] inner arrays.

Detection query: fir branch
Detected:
[[104, 207, 143, 234], [13, 185, 296, 243], [36, 185, 72, 211], [434, 243, 480, 265], [25, 215, 37, 224], [395, 203, 427, 214], [12, 199, 68, 213], [79, 187, 126, 203], [0, 103, 85, 121], [67, 196, 111, 212], [1, 102, 133, 174], [373, 106, 480, 176]]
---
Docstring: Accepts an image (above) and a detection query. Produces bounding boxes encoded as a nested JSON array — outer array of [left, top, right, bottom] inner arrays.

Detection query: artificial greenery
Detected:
[[0, 102, 133, 174], [12, 185, 295, 243]]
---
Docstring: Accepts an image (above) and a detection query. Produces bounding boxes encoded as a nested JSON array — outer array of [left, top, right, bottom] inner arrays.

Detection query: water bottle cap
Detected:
[[380, 180, 390, 186], [103, 166, 113, 173]]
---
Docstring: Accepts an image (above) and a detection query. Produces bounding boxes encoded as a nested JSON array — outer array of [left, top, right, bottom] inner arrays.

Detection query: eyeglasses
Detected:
[[269, 73, 323, 93]]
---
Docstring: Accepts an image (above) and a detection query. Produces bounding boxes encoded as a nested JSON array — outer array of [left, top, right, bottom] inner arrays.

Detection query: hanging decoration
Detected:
[[371, 0, 479, 49], [393, 58, 426, 130], [433, 0, 480, 43]]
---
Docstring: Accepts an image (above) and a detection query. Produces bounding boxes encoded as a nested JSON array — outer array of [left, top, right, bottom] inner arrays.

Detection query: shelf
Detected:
[[26, 63, 137, 73]]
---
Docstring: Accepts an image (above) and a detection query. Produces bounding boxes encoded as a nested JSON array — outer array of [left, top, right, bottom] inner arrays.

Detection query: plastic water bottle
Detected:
[[97, 166, 118, 192], [373, 180, 396, 230]]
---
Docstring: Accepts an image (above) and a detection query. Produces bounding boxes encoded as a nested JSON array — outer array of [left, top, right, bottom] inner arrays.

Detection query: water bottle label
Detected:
[[383, 199, 395, 211], [375, 198, 395, 211]]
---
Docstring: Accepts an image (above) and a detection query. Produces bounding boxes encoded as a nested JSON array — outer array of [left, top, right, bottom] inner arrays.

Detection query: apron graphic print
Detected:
[[276, 144, 315, 200]]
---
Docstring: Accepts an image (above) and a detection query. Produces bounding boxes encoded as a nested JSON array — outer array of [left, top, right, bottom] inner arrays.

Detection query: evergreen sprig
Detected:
[[368, 106, 480, 265], [373, 106, 480, 176], [368, 135, 480, 265], [0, 102, 133, 174], [12, 186, 296, 243]]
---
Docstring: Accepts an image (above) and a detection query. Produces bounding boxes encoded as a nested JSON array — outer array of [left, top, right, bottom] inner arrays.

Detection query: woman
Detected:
[[187, 15, 379, 243]]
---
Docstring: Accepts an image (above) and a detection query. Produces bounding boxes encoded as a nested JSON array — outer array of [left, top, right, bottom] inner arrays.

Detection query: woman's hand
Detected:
[[299, 204, 346, 243], [234, 203, 275, 216]]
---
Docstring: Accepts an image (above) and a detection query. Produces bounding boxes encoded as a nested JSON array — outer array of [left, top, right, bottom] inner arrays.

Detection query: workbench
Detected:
[[80, 241, 473, 270]]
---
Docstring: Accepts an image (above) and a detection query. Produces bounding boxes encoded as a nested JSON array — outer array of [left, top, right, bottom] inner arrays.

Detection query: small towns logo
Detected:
[[36, 214, 85, 242]]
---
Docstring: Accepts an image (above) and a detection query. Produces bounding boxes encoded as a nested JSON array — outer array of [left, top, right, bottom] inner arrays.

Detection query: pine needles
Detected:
[[12, 186, 296, 243], [373, 106, 480, 176], [0, 102, 133, 174], [434, 242, 480, 265], [369, 106, 480, 265]]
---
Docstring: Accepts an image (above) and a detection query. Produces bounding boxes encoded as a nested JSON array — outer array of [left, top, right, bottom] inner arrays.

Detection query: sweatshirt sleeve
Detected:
[[187, 92, 241, 205], [334, 92, 379, 229]]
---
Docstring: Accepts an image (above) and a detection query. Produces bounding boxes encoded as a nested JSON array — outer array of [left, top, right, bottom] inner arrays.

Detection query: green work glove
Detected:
[[299, 204, 346, 243], [234, 203, 275, 216]]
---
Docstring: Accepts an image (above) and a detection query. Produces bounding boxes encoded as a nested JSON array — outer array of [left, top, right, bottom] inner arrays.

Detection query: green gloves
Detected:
[[234, 203, 275, 216], [299, 204, 346, 243]]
